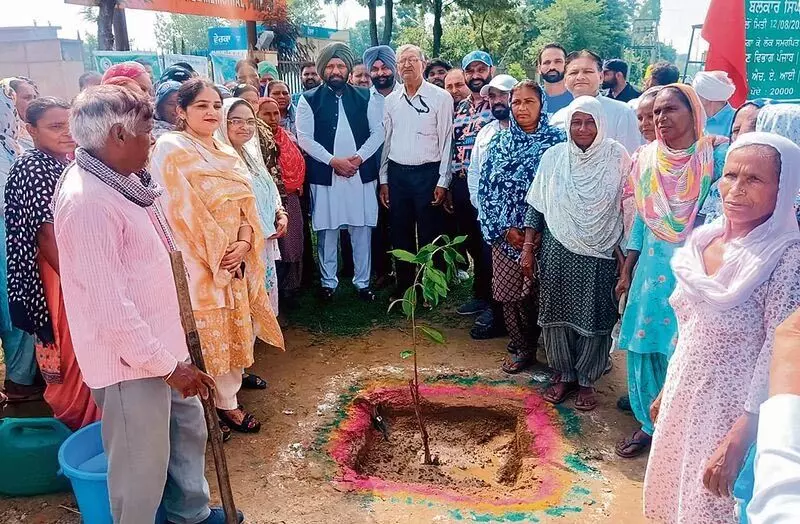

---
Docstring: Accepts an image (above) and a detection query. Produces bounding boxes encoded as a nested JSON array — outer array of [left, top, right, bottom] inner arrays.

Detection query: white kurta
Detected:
[[467, 119, 503, 208], [551, 94, 642, 154], [296, 92, 383, 232], [749, 394, 800, 524]]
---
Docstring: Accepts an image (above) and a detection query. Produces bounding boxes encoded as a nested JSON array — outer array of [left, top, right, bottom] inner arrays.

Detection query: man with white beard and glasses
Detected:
[[538, 43, 573, 114]]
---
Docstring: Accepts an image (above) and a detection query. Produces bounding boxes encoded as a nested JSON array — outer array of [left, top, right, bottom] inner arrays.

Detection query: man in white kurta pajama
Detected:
[[296, 42, 384, 301]]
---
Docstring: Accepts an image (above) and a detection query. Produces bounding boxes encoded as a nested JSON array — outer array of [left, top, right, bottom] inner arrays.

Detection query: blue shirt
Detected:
[[705, 103, 736, 137], [544, 90, 573, 115]]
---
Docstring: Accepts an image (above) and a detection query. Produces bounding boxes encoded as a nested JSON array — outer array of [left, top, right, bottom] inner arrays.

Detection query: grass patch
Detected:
[[283, 276, 475, 337]]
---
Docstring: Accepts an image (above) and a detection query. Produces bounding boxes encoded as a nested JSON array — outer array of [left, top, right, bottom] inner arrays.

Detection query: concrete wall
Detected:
[[0, 30, 84, 100]]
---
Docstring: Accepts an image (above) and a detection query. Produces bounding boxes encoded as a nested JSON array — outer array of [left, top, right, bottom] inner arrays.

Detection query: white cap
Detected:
[[480, 74, 518, 97], [692, 71, 736, 102]]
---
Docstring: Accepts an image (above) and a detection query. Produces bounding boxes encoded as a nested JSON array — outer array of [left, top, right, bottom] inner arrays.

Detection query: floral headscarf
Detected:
[[477, 86, 566, 260], [0, 84, 21, 164], [1, 77, 37, 151], [259, 97, 305, 193], [629, 83, 728, 243]]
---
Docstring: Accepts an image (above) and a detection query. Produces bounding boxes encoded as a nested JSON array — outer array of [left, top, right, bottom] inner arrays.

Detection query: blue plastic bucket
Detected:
[[58, 422, 166, 524]]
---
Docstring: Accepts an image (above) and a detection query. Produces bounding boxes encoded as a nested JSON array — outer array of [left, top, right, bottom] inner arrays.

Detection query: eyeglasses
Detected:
[[398, 57, 422, 66], [403, 93, 430, 114], [228, 117, 257, 127]]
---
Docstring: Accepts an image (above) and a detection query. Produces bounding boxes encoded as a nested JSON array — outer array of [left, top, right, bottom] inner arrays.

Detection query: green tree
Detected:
[[288, 0, 324, 26], [82, 32, 98, 71], [154, 14, 226, 53], [529, 0, 613, 62], [636, 0, 660, 19], [395, 24, 431, 54], [602, 0, 633, 58], [350, 17, 400, 57]]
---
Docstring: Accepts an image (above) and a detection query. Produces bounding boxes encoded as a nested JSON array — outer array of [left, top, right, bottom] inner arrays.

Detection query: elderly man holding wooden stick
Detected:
[[53, 85, 242, 524]]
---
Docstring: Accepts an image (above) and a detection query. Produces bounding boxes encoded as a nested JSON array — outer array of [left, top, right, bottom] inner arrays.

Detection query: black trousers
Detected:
[[388, 161, 444, 290], [450, 176, 492, 302], [300, 180, 316, 285]]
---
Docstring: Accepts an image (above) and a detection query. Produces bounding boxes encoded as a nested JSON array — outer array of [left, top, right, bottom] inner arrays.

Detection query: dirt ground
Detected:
[[0, 320, 650, 524]]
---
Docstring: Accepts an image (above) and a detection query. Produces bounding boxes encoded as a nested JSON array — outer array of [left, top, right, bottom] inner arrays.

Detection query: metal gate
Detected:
[[278, 59, 303, 95]]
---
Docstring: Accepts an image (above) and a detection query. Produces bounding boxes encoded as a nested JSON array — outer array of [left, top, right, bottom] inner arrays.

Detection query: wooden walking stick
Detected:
[[169, 251, 238, 524]]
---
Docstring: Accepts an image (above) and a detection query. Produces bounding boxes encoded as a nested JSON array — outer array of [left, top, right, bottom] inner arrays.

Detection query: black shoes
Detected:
[[358, 287, 376, 302]]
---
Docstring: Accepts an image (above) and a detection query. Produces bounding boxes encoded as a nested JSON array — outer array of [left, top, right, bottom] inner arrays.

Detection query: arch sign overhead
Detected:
[[65, 0, 279, 21]]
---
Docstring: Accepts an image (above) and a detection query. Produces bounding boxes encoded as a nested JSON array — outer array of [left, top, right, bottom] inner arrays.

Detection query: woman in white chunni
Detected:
[[644, 132, 800, 523], [522, 95, 630, 411], [214, 97, 288, 315]]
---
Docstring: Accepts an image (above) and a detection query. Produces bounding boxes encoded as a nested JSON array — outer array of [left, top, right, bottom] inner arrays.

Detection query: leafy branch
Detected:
[[388, 234, 466, 465]]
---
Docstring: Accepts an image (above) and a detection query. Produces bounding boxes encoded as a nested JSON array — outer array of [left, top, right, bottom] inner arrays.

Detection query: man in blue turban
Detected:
[[362, 44, 400, 287], [363, 45, 399, 102]]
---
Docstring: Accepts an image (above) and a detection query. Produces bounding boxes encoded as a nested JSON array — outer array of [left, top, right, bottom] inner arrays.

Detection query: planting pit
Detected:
[[324, 378, 605, 520], [357, 404, 534, 498]]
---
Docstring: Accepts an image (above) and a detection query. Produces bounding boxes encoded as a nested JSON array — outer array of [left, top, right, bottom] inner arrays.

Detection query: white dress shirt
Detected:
[[748, 394, 800, 524], [296, 90, 384, 230], [380, 80, 454, 188], [467, 119, 504, 208], [551, 94, 642, 153], [370, 81, 403, 121]]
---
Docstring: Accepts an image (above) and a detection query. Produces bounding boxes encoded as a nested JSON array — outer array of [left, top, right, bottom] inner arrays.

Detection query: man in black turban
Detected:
[[297, 41, 384, 302]]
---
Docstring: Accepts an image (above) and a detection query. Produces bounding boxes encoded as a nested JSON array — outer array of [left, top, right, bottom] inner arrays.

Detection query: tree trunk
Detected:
[[368, 0, 379, 46], [112, 8, 129, 51], [97, 0, 115, 51], [381, 0, 394, 45], [432, 0, 443, 57]]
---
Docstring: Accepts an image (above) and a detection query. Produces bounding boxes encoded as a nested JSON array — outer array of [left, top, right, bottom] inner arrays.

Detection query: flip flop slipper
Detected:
[[502, 354, 534, 374], [574, 389, 598, 412], [615, 432, 652, 458], [542, 382, 579, 404], [241, 373, 267, 390]]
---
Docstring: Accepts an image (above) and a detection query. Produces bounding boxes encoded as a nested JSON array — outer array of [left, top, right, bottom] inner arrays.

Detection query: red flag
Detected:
[[702, 0, 748, 107]]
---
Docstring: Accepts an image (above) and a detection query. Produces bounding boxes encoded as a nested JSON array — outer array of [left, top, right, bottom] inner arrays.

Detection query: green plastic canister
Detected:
[[0, 417, 72, 495]]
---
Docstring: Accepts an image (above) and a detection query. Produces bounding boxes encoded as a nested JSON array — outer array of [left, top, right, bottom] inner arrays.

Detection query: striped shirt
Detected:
[[54, 164, 187, 389]]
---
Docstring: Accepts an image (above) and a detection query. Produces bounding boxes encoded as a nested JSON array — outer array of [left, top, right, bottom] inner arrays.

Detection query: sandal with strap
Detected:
[[217, 408, 262, 433], [501, 353, 534, 374], [615, 430, 652, 458], [542, 381, 579, 404], [574, 387, 598, 412], [218, 421, 232, 442], [241, 372, 267, 390]]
